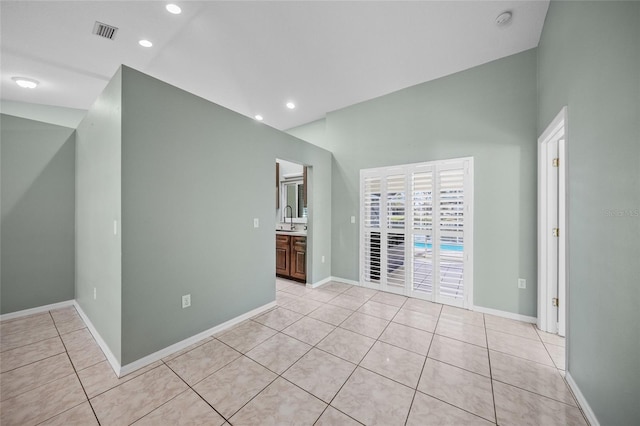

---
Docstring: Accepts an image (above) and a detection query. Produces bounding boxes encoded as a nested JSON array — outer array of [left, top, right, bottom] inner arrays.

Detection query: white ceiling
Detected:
[[1, 1, 549, 130]]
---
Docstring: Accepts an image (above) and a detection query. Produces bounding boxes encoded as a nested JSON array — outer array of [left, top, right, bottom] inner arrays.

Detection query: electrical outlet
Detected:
[[518, 278, 526, 289], [253, 218, 259, 228], [93, 287, 97, 300], [322, 255, 325, 263], [182, 294, 191, 308]]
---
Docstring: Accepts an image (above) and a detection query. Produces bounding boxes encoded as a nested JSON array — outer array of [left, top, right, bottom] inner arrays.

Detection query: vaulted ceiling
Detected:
[[1, 1, 549, 130]]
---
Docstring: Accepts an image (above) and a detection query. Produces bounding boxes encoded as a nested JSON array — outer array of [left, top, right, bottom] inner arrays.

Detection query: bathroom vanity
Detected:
[[276, 231, 306, 282]]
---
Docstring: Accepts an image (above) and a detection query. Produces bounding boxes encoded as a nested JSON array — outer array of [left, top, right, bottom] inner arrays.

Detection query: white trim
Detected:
[[306, 276, 332, 289], [74, 301, 123, 376], [566, 372, 600, 426], [329, 276, 360, 286], [119, 301, 276, 377], [473, 305, 537, 324], [539, 106, 567, 143], [538, 106, 568, 335], [0, 300, 75, 321], [74, 300, 275, 377], [558, 136, 567, 337]]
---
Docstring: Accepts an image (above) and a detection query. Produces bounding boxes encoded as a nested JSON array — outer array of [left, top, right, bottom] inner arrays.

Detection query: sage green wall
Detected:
[[287, 119, 327, 150], [538, 2, 640, 424], [119, 67, 332, 364], [1, 100, 86, 129], [1, 115, 75, 314], [293, 49, 539, 316], [75, 69, 123, 362]]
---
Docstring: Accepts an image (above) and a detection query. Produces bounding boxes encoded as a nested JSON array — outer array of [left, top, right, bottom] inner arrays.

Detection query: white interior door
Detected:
[[547, 138, 560, 332], [558, 138, 566, 336], [538, 107, 567, 337]]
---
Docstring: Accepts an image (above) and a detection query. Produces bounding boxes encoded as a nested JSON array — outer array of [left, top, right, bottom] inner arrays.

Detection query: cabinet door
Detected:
[[290, 236, 306, 281], [276, 235, 290, 276]]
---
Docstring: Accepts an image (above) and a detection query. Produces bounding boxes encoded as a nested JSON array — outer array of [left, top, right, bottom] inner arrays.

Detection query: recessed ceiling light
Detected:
[[166, 4, 181, 15], [254, 114, 264, 121], [12, 77, 39, 89], [286, 102, 296, 110], [139, 39, 153, 47], [496, 11, 513, 26]]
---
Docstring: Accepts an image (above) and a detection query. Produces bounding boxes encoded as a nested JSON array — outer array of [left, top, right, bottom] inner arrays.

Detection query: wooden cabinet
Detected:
[[276, 234, 290, 276], [290, 236, 307, 281], [276, 234, 306, 282]]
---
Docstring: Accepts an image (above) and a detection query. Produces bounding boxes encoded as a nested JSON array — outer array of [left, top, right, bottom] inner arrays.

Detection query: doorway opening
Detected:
[[276, 159, 309, 284], [538, 107, 567, 336], [359, 157, 474, 309]]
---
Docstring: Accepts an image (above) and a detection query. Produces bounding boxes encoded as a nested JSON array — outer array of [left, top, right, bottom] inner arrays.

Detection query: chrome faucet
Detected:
[[286, 205, 294, 230]]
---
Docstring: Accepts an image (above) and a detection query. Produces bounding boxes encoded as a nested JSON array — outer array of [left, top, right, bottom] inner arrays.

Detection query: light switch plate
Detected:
[[253, 218, 259, 228], [518, 278, 526, 289], [182, 294, 191, 308], [350, 216, 356, 224]]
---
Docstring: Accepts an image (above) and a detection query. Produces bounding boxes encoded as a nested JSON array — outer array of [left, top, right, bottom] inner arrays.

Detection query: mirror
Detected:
[[283, 179, 306, 221], [277, 159, 307, 224]]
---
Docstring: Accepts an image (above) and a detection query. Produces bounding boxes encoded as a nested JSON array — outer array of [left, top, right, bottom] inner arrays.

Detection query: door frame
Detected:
[[537, 107, 568, 335], [359, 157, 474, 309]]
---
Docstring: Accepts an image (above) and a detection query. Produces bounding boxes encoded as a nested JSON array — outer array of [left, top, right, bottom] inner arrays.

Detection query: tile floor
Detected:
[[0, 279, 588, 425]]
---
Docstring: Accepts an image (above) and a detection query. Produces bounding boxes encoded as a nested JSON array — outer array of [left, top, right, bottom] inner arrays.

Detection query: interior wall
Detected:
[[537, 2, 640, 424], [75, 68, 123, 362], [119, 66, 332, 364], [0, 114, 75, 314], [288, 119, 328, 150], [1, 100, 87, 129], [292, 49, 539, 316]]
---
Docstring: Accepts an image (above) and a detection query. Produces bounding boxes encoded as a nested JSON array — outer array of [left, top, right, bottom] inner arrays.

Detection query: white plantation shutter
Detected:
[[360, 158, 473, 308], [362, 176, 381, 283], [411, 167, 434, 296], [385, 174, 407, 290], [437, 166, 465, 302]]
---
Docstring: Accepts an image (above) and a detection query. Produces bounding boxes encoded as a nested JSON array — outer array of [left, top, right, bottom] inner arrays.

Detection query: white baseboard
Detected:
[[306, 276, 359, 289], [306, 276, 333, 289], [74, 301, 123, 376], [329, 276, 360, 286], [0, 300, 75, 321], [473, 305, 537, 324], [118, 301, 276, 377], [566, 372, 599, 426]]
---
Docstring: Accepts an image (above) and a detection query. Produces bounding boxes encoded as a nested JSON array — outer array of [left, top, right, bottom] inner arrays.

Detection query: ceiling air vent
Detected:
[[93, 21, 118, 40]]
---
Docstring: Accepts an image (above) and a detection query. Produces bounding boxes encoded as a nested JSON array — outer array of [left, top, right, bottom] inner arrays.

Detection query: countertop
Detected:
[[275, 230, 307, 237]]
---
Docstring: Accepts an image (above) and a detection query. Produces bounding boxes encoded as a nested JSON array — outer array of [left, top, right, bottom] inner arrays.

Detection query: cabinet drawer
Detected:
[[276, 235, 290, 245], [292, 236, 306, 248]]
